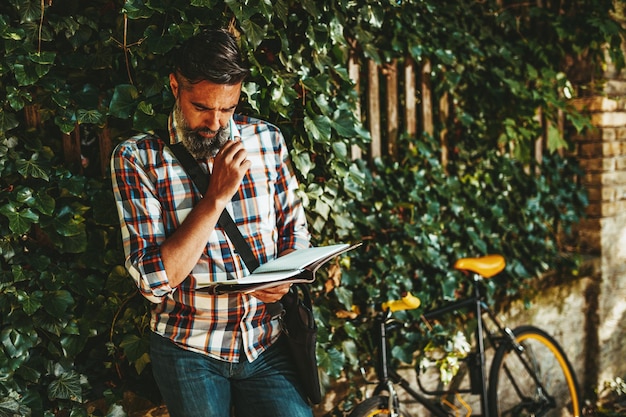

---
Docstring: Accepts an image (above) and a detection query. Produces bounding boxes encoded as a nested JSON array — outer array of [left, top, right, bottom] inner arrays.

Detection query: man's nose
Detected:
[[203, 113, 222, 132]]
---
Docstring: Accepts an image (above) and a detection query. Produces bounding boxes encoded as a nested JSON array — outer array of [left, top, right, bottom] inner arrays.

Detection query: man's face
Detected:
[[170, 73, 242, 158]]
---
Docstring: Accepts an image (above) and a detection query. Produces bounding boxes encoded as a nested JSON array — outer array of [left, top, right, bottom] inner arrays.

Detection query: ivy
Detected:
[[0, 0, 623, 414]]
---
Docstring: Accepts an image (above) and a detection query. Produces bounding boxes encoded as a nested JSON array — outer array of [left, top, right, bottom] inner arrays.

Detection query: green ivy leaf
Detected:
[[0, 109, 19, 134], [16, 1, 41, 24], [0, 398, 26, 417], [440, 273, 458, 301], [17, 290, 43, 315], [291, 149, 314, 178], [16, 157, 49, 181], [390, 344, 413, 364], [239, 20, 267, 49], [304, 114, 332, 142], [332, 141, 348, 159], [28, 51, 56, 65], [60, 334, 87, 358], [54, 108, 77, 134], [120, 334, 148, 361], [41, 290, 74, 317], [51, 215, 85, 238], [317, 346, 344, 378], [31, 191, 55, 216], [11, 265, 28, 284], [133, 352, 151, 375], [109, 84, 139, 119], [332, 109, 359, 137], [120, 334, 151, 373], [333, 286, 353, 310], [50, 89, 70, 109], [15, 363, 40, 383], [300, 0, 319, 18], [12, 62, 48, 86], [76, 109, 105, 125], [122, 0, 154, 19], [6, 86, 32, 111], [47, 370, 82, 402], [145, 28, 177, 54], [225, 0, 257, 21], [133, 110, 168, 133], [546, 124, 568, 152], [0, 203, 39, 234], [0, 327, 37, 359]]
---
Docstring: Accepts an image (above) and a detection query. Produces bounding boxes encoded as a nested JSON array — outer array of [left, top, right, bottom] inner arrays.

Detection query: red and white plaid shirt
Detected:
[[111, 113, 310, 363]]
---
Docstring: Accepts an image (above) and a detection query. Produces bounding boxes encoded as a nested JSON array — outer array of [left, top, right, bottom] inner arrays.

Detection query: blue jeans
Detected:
[[150, 332, 313, 417]]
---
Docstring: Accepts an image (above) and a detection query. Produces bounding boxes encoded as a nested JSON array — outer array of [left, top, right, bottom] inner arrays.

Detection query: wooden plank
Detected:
[[368, 59, 381, 160], [439, 91, 450, 171], [63, 124, 83, 174], [385, 59, 398, 158], [348, 54, 363, 160], [536, 106, 544, 167], [99, 125, 113, 177], [557, 107, 565, 157], [421, 59, 433, 137], [404, 58, 417, 137], [24, 105, 41, 128]]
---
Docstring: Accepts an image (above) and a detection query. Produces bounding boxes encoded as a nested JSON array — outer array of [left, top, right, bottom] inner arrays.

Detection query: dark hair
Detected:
[[173, 29, 250, 85]]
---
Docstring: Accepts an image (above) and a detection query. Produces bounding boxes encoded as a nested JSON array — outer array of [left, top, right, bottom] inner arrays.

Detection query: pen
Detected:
[[229, 117, 236, 141]]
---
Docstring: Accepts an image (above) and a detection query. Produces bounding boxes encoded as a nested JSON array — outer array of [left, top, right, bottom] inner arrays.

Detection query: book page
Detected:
[[252, 244, 351, 274], [235, 269, 302, 284]]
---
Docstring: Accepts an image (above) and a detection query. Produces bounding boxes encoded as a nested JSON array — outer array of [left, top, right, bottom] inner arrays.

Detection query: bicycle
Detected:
[[348, 254, 581, 417]]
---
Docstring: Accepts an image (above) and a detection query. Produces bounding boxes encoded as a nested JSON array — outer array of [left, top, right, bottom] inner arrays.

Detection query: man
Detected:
[[110, 29, 312, 417]]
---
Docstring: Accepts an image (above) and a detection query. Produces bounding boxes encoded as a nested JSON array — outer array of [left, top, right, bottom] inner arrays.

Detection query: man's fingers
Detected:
[[250, 283, 292, 303], [218, 140, 246, 161]]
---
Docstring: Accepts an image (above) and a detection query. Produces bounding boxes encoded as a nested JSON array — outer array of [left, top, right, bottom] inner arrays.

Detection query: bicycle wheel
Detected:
[[488, 325, 581, 417], [348, 395, 409, 417]]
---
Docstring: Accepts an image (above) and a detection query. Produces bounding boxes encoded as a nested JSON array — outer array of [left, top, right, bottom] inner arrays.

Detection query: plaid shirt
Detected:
[[111, 113, 310, 363]]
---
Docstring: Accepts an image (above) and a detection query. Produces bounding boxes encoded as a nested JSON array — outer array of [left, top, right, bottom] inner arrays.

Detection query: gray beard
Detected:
[[173, 102, 231, 159]]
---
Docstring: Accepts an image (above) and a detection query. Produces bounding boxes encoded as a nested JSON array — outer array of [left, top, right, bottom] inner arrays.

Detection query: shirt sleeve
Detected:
[[110, 138, 174, 303]]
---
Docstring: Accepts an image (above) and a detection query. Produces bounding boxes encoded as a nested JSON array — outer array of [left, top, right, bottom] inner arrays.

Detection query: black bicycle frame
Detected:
[[373, 279, 500, 417], [372, 311, 452, 417], [421, 281, 491, 417]]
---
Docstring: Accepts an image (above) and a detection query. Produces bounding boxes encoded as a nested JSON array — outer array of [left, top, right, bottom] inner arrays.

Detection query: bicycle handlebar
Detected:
[[381, 292, 421, 312]]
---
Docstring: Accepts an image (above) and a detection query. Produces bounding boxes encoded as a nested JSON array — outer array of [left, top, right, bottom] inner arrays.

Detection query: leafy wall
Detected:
[[0, 0, 623, 415]]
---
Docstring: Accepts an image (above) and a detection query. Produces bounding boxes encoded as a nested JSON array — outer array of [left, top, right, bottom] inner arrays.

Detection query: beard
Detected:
[[173, 101, 231, 159]]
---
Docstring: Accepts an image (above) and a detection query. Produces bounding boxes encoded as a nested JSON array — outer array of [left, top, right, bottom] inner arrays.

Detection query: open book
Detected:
[[197, 242, 361, 295]]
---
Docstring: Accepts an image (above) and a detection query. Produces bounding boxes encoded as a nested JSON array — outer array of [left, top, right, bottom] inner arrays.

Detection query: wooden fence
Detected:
[[349, 55, 563, 170], [348, 55, 446, 163]]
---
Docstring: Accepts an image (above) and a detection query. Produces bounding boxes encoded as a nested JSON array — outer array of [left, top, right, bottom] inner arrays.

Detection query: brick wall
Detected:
[[567, 88, 626, 399], [485, 73, 626, 404], [489, 94, 626, 396]]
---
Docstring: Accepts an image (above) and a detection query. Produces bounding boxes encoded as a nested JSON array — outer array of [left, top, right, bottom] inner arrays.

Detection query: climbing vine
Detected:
[[0, 0, 623, 414]]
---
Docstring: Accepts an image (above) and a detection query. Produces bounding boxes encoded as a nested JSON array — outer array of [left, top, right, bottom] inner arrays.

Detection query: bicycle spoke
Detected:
[[488, 326, 580, 417]]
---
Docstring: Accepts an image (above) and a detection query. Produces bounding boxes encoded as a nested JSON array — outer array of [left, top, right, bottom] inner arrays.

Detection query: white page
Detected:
[[234, 269, 302, 284], [252, 244, 350, 274]]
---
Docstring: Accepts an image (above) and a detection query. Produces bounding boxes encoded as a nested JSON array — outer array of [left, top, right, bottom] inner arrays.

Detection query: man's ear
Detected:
[[169, 73, 179, 97]]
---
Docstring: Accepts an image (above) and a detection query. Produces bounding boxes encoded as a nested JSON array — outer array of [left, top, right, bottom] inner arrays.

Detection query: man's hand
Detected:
[[251, 283, 291, 304], [207, 140, 251, 206]]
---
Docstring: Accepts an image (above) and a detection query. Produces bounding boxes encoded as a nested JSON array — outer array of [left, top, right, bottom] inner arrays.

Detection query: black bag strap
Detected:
[[165, 140, 260, 272]]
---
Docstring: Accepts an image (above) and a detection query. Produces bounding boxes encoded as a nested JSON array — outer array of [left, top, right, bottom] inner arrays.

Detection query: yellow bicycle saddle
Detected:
[[453, 254, 506, 278]]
